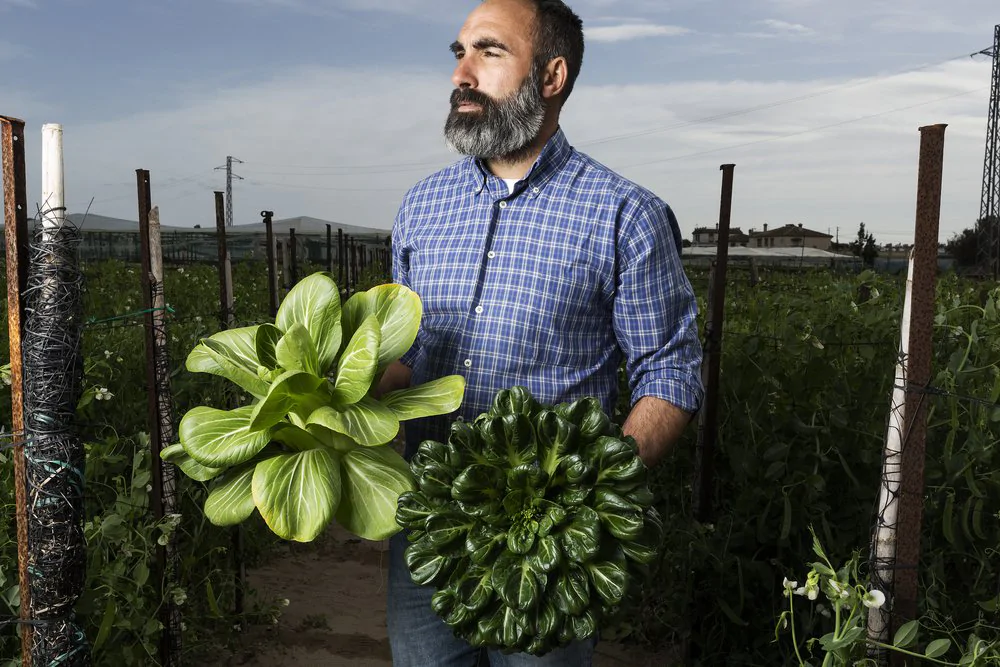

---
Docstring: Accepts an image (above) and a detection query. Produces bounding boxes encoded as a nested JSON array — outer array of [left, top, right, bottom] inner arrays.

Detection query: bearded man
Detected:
[[377, 1, 704, 665]]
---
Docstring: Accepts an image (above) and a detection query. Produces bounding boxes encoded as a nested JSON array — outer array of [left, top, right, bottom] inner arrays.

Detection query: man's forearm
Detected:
[[373, 360, 413, 398], [621, 396, 693, 468]]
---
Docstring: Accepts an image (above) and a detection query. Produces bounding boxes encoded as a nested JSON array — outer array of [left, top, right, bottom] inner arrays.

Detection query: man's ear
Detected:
[[541, 56, 568, 101]]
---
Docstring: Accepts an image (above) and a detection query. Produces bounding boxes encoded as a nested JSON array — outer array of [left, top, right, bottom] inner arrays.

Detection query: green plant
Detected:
[[163, 272, 466, 542], [776, 527, 1000, 666], [396, 386, 662, 656]]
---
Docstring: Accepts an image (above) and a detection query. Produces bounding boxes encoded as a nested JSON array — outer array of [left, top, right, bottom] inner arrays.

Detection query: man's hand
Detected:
[[372, 360, 413, 399], [622, 396, 694, 468]]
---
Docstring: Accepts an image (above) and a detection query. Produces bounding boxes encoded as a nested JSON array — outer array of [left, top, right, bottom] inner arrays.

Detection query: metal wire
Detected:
[[21, 216, 90, 666]]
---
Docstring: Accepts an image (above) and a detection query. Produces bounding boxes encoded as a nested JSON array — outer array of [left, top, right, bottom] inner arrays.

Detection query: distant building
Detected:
[[748, 223, 832, 251], [692, 226, 749, 247]]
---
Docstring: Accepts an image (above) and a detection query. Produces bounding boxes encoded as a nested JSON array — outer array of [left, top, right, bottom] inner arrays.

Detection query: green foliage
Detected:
[[172, 272, 466, 543], [849, 223, 879, 267], [397, 386, 661, 656], [629, 268, 1000, 665], [777, 529, 1000, 665], [944, 216, 998, 270], [0, 258, 393, 665]]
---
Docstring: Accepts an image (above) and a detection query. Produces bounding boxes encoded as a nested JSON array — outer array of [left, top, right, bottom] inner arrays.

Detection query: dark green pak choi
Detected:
[[396, 386, 663, 656]]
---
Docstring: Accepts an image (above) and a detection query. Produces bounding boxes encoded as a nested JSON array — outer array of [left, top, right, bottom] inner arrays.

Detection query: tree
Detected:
[[849, 222, 878, 267], [945, 216, 998, 270]]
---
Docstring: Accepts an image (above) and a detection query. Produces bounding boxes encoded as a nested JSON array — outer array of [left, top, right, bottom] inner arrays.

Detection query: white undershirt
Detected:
[[503, 178, 519, 195]]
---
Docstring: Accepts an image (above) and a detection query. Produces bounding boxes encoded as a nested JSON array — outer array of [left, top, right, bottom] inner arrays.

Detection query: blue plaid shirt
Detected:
[[391, 127, 703, 457]]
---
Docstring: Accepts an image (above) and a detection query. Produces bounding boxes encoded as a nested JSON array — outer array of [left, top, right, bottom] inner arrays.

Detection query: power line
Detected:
[[236, 47, 989, 177], [616, 86, 987, 170], [242, 178, 407, 193], [578, 50, 984, 149], [975, 24, 1000, 279], [214, 156, 244, 227]]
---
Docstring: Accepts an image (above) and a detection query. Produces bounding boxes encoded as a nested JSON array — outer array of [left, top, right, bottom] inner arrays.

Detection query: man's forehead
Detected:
[[458, 0, 536, 43]]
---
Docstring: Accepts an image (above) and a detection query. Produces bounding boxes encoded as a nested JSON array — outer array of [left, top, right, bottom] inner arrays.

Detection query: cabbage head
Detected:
[[396, 386, 663, 656]]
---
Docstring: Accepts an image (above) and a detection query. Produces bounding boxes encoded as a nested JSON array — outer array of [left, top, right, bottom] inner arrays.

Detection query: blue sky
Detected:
[[1, 0, 997, 243]]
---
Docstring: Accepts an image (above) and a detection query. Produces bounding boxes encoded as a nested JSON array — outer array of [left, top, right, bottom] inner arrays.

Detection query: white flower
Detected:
[[783, 577, 798, 596], [95, 387, 113, 401], [195, 316, 202, 323], [117, 356, 123, 363], [146, 484, 152, 492], [828, 579, 850, 599], [178, 268, 185, 274], [171, 588, 187, 606], [794, 586, 807, 597], [280, 598, 290, 607], [863, 589, 886, 609], [104, 350, 112, 359]]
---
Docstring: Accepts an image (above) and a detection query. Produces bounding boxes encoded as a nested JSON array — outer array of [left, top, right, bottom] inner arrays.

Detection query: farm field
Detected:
[[0, 257, 998, 665]]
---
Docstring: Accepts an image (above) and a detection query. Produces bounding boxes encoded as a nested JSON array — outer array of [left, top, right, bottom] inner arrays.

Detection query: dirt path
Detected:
[[220, 524, 675, 667]]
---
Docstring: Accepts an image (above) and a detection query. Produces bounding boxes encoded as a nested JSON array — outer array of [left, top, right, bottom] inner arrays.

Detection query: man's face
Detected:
[[444, 0, 547, 161]]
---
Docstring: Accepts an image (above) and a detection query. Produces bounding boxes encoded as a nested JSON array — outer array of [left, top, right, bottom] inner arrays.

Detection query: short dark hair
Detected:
[[524, 1, 586, 102]]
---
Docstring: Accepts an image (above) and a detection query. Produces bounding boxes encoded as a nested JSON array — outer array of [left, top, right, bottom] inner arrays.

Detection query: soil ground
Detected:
[[217, 524, 676, 667]]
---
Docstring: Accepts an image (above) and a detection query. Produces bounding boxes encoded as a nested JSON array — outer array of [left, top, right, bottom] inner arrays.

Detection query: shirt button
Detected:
[[475, 306, 484, 314], [464, 359, 473, 368], [532, 187, 540, 194], [487, 251, 496, 259], [498, 201, 507, 209]]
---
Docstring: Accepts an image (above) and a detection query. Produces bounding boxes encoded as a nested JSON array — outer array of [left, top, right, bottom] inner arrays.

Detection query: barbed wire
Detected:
[[21, 214, 89, 666]]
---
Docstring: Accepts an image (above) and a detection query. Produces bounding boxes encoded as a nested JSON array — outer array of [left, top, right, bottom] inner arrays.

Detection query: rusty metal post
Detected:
[[326, 223, 332, 274], [289, 228, 298, 285], [337, 228, 344, 289], [892, 124, 947, 642], [2, 114, 33, 667], [214, 192, 229, 329], [261, 210, 277, 318], [692, 164, 735, 523], [350, 237, 357, 291], [214, 193, 245, 622], [137, 172, 180, 667]]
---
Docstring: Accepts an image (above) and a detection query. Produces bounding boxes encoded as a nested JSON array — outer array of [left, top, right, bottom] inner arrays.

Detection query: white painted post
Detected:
[[866, 251, 915, 647], [41, 124, 66, 238]]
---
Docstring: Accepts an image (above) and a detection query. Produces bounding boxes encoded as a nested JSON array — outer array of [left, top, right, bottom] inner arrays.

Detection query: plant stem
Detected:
[[866, 641, 959, 666], [819, 602, 844, 667], [789, 596, 807, 667]]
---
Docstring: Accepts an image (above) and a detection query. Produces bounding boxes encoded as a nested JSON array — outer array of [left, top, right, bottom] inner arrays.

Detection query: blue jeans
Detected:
[[387, 531, 597, 666]]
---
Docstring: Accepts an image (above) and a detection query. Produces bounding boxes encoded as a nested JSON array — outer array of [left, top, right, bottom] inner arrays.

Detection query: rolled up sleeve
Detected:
[[391, 204, 421, 370], [612, 196, 704, 414]]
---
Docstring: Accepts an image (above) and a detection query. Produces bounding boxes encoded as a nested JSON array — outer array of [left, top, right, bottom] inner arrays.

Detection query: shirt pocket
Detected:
[[513, 254, 604, 369]]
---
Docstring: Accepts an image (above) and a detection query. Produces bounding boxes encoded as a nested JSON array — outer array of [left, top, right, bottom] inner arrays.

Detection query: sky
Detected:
[[0, 0, 997, 245]]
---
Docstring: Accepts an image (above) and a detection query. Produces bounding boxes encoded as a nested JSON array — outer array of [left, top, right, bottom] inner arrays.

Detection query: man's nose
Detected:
[[452, 58, 477, 89]]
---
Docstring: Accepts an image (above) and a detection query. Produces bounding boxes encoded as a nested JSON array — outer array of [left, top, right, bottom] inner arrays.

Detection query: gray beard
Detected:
[[444, 70, 546, 164]]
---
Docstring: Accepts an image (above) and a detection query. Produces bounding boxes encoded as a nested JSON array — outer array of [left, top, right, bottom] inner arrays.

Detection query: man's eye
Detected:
[[484, 50, 500, 57]]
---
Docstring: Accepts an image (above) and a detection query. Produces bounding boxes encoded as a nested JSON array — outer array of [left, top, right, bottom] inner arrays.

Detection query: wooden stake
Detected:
[[2, 113, 33, 667]]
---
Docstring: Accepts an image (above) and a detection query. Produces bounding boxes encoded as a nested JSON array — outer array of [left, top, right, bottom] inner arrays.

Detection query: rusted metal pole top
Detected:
[[0, 115, 25, 123]]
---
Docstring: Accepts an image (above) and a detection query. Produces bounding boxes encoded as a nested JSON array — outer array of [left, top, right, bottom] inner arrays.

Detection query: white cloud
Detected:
[[585, 23, 692, 43], [219, 0, 469, 20], [758, 19, 814, 35], [12, 55, 990, 247]]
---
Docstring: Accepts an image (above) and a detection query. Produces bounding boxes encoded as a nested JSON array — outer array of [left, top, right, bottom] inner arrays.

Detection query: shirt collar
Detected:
[[464, 126, 573, 198]]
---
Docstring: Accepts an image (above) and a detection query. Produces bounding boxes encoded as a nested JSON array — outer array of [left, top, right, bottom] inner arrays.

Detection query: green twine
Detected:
[[84, 305, 175, 327]]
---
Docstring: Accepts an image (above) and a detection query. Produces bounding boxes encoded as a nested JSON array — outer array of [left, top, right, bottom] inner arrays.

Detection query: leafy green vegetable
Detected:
[[166, 272, 466, 542], [396, 386, 661, 655]]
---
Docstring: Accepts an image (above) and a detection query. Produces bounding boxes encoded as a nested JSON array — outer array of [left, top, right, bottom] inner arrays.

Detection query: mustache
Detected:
[[450, 87, 494, 109]]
